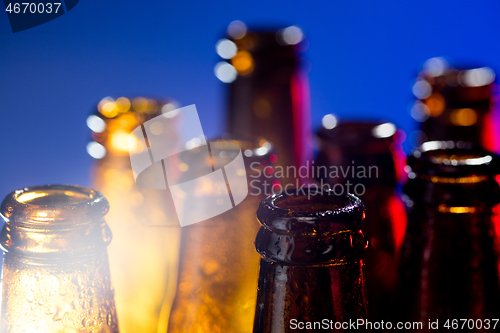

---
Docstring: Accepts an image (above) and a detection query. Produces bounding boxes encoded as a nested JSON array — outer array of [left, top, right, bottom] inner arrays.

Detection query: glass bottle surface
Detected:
[[315, 120, 407, 323], [253, 188, 369, 333], [88, 97, 182, 333], [221, 23, 312, 185], [166, 139, 277, 333], [412, 58, 499, 153], [400, 141, 500, 329], [0, 184, 119, 333]]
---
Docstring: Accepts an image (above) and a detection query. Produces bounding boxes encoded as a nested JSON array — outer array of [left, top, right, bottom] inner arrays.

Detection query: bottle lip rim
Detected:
[[10, 184, 102, 207], [1, 184, 109, 226], [266, 188, 361, 214], [257, 188, 365, 235], [407, 141, 500, 177], [0, 185, 112, 257]]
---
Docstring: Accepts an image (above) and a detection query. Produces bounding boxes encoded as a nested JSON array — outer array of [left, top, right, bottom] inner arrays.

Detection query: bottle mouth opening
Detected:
[[1, 185, 112, 257], [268, 188, 360, 216], [273, 191, 349, 213], [1, 185, 109, 226], [256, 188, 365, 236], [15, 186, 96, 207]]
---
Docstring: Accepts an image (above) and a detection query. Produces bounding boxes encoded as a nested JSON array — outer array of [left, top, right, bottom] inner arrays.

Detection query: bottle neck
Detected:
[[404, 141, 500, 209], [253, 189, 369, 332], [255, 189, 367, 266]]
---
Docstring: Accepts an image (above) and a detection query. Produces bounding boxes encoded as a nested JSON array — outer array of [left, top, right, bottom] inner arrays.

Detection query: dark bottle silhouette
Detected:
[[253, 188, 369, 333], [218, 22, 312, 186], [412, 57, 498, 153], [400, 141, 500, 331], [315, 120, 407, 323]]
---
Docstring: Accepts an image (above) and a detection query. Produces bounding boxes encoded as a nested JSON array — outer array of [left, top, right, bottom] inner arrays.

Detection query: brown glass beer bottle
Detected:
[[400, 141, 500, 329], [315, 120, 407, 323], [253, 188, 369, 333], [411, 57, 498, 153], [218, 22, 312, 185]]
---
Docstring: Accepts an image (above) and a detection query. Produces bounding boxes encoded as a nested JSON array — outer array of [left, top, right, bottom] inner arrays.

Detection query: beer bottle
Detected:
[[217, 21, 312, 185], [400, 141, 500, 328], [87, 97, 182, 333], [253, 188, 369, 333], [315, 120, 407, 322], [411, 57, 498, 153], [0, 184, 119, 333], [166, 139, 277, 333]]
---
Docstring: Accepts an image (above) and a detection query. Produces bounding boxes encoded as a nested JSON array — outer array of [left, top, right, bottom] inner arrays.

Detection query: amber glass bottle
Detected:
[[315, 120, 407, 322], [0, 184, 119, 333], [412, 58, 498, 152], [253, 188, 369, 333], [166, 139, 277, 333], [219, 23, 312, 183], [87, 97, 181, 333], [400, 141, 500, 328]]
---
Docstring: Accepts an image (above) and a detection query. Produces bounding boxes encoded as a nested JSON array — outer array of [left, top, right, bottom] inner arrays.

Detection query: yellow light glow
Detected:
[[450, 108, 477, 126], [98, 97, 114, 116], [132, 97, 149, 113], [129, 192, 144, 207], [117, 113, 139, 129], [425, 93, 445, 117], [115, 97, 131, 113], [231, 51, 254, 76], [17, 192, 48, 203], [426, 175, 488, 184], [178, 163, 189, 172], [91, 117, 182, 333], [146, 99, 158, 114], [111, 130, 133, 153], [100, 101, 118, 118], [438, 205, 477, 214]]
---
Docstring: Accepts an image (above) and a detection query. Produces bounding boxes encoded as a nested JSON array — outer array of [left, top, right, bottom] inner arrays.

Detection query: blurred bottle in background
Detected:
[[400, 141, 500, 330], [215, 20, 312, 187], [410, 57, 500, 153], [87, 97, 181, 333], [253, 188, 369, 333], [314, 118, 407, 323], [166, 139, 277, 333]]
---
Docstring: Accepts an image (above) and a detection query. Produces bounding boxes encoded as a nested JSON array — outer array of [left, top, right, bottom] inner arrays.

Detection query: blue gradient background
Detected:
[[1, 0, 500, 199]]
